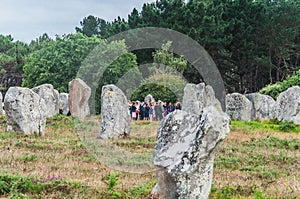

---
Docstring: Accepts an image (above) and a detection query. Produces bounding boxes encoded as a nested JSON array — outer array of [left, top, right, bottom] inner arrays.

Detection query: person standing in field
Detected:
[[154, 101, 163, 121], [143, 103, 150, 120], [167, 102, 174, 114], [175, 102, 182, 110], [163, 101, 168, 116], [149, 102, 154, 121], [130, 102, 137, 119]]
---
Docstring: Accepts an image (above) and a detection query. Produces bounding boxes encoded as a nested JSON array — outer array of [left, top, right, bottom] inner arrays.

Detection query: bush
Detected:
[[130, 74, 186, 103], [260, 68, 300, 99]]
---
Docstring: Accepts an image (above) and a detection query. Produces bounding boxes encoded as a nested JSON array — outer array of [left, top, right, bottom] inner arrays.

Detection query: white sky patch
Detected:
[[0, 0, 155, 43]]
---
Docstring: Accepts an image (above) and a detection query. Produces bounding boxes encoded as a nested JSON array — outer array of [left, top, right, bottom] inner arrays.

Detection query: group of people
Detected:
[[128, 100, 182, 121]]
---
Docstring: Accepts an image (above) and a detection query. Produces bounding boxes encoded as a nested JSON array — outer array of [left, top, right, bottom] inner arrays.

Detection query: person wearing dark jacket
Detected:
[[167, 102, 174, 114], [154, 102, 163, 121], [130, 102, 137, 119], [175, 102, 182, 110]]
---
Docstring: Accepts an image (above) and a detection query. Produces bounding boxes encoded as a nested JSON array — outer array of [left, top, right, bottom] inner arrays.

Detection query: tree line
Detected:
[[0, 0, 299, 103]]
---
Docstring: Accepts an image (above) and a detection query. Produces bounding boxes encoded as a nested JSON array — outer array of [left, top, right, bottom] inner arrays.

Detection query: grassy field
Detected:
[[0, 115, 299, 198]]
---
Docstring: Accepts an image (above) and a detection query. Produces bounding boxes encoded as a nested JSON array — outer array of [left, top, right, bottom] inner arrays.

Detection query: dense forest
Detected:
[[0, 0, 299, 107]]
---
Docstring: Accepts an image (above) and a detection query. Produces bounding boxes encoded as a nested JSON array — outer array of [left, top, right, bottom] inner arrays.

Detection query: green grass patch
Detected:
[[0, 131, 20, 139], [0, 172, 91, 198], [242, 136, 300, 150], [113, 136, 156, 150], [231, 120, 300, 133], [210, 185, 267, 198], [16, 154, 38, 163], [128, 181, 157, 197]]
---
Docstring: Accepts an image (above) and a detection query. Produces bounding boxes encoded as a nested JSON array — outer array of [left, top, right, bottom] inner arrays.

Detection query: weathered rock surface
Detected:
[[59, 93, 69, 115], [0, 92, 4, 114], [276, 86, 300, 124], [144, 94, 155, 103], [245, 93, 276, 120], [99, 84, 130, 139], [32, 84, 59, 118], [226, 93, 252, 121], [4, 87, 47, 135], [182, 83, 222, 115], [153, 107, 230, 199], [68, 78, 91, 118]]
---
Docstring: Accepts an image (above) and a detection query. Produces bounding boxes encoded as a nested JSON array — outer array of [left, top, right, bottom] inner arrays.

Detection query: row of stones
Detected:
[[225, 86, 300, 124], [181, 83, 300, 124], [99, 84, 230, 199], [151, 84, 300, 198], [7, 80, 294, 198], [1, 78, 91, 135]]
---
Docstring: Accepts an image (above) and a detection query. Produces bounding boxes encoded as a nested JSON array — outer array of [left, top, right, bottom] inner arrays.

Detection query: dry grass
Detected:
[[0, 115, 299, 198], [0, 115, 158, 198]]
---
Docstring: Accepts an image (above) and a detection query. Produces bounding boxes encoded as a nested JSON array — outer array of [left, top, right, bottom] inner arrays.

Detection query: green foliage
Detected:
[[23, 33, 138, 114], [153, 41, 188, 75], [123, 0, 300, 93], [278, 121, 296, 132], [0, 173, 83, 198], [76, 15, 109, 37], [76, 39, 138, 113], [102, 172, 122, 198], [23, 33, 100, 92], [128, 181, 157, 197], [0, 35, 29, 92], [253, 189, 266, 199], [131, 72, 186, 103], [131, 83, 176, 103], [129, 41, 187, 103], [260, 68, 300, 99], [104, 172, 119, 191], [0, 180, 9, 195], [28, 33, 53, 51]]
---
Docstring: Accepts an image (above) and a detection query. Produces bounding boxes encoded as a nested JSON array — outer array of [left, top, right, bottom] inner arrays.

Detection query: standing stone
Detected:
[[59, 93, 69, 115], [4, 87, 47, 135], [276, 86, 300, 124], [99, 84, 130, 139], [68, 78, 91, 119], [32, 84, 59, 118], [153, 107, 230, 199], [226, 93, 252, 121], [182, 83, 222, 115], [0, 92, 4, 115], [144, 94, 155, 103], [246, 93, 276, 120]]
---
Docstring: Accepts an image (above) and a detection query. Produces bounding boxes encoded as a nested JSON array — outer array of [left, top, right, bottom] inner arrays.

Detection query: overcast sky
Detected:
[[0, 0, 155, 43]]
